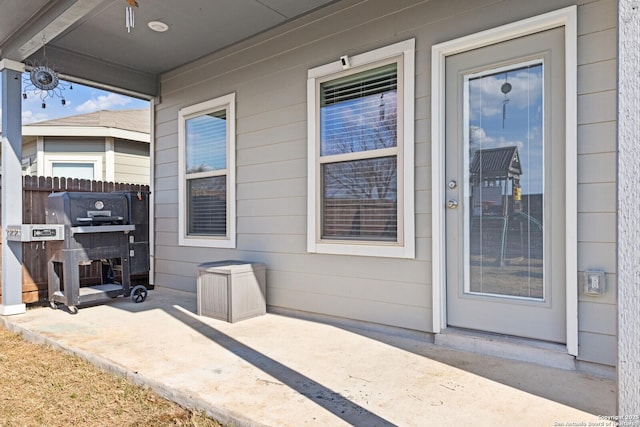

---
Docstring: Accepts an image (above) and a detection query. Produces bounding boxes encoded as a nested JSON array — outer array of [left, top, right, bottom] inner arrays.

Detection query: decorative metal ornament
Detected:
[[30, 65, 59, 91], [501, 81, 512, 95], [501, 75, 512, 128], [22, 34, 72, 108], [23, 59, 72, 109]]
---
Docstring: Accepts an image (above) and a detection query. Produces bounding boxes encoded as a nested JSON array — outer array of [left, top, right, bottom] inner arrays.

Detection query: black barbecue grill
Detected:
[[46, 191, 150, 313]]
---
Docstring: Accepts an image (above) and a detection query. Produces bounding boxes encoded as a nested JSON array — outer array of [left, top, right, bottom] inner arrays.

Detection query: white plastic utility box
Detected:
[[196, 260, 266, 322]]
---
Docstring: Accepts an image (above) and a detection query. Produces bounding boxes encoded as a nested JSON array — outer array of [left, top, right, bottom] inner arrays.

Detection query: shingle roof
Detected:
[[469, 146, 522, 178], [25, 109, 150, 134]]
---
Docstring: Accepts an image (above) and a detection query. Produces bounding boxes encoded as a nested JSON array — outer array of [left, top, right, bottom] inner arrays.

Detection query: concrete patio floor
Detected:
[[1, 287, 616, 427]]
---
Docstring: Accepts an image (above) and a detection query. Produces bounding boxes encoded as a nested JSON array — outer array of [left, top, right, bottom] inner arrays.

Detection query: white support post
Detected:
[[1, 59, 26, 315], [617, 0, 640, 415], [148, 102, 156, 285]]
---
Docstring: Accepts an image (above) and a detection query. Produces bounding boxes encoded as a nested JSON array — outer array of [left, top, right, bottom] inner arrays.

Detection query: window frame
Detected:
[[307, 39, 415, 258], [178, 93, 236, 248], [44, 154, 103, 180]]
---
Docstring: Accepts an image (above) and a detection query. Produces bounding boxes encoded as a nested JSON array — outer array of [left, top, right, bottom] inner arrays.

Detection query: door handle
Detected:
[[447, 199, 458, 209]]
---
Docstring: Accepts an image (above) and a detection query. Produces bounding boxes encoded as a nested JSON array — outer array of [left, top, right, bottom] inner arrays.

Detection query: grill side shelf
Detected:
[[70, 224, 135, 235]]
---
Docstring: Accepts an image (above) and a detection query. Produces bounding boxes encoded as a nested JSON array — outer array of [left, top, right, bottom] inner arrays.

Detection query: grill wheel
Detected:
[[131, 285, 148, 303]]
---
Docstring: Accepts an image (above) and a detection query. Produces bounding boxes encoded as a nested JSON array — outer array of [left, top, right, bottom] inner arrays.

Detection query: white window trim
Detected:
[[431, 6, 577, 355], [44, 154, 103, 180], [178, 93, 236, 248], [307, 38, 415, 259], [36, 136, 45, 176], [105, 137, 115, 182]]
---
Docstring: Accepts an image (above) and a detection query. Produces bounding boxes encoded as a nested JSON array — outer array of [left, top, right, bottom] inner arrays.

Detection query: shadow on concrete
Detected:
[[275, 309, 616, 416], [157, 304, 395, 427], [109, 289, 616, 417], [29, 286, 615, 421]]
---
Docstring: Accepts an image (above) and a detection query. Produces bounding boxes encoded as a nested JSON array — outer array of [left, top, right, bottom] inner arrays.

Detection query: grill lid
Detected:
[[46, 191, 130, 226]]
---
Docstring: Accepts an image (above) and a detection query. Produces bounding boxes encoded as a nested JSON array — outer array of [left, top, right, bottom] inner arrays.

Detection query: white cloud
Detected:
[[469, 67, 543, 120], [76, 93, 131, 113], [22, 109, 50, 124], [469, 125, 523, 152]]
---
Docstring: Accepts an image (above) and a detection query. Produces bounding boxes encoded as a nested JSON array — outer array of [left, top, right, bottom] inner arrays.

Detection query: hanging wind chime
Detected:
[[22, 36, 72, 108], [501, 74, 512, 129], [126, 0, 139, 33]]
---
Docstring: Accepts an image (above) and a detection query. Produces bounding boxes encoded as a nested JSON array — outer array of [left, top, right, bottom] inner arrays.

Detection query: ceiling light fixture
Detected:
[[147, 21, 169, 32]]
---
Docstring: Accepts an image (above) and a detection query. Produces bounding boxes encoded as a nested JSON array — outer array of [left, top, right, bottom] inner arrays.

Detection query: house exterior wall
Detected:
[[22, 139, 37, 175], [574, 0, 617, 367], [43, 137, 106, 180], [44, 137, 105, 154], [114, 139, 150, 185], [155, 0, 617, 366], [21, 136, 149, 184]]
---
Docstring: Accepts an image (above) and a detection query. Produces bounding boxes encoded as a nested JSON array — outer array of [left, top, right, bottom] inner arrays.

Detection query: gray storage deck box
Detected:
[[196, 261, 266, 322]]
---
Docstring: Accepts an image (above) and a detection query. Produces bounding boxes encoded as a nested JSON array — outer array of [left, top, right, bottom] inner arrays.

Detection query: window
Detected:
[[307, 39, 415, 258], [52, 162, 95, 180], [178, 93, 236, 248], [44, 155, 103, 180]]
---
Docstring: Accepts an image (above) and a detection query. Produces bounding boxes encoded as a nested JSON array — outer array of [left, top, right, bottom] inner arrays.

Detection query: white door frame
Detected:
[[431, 6, 578, 356]]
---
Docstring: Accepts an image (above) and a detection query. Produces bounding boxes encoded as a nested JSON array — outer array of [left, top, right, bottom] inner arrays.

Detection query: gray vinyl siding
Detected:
[[22, 139, 37, 158], [22, 139, 37, 175], [575, 0, 617, 367], [44, 138, 104, 153], [155, 0, 617, 365], [114, 139, 150, 185]]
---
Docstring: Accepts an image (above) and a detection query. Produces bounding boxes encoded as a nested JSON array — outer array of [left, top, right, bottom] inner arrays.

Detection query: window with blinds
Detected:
[[188, 175, 227, 235], [184, 109, 228, 237], [178, 94, 236, 247], [185, 111, 227, 174], [318, 62, 399, 242], [307, 39, 414, 257]]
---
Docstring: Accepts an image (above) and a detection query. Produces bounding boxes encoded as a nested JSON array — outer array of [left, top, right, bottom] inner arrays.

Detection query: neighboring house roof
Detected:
[[469, 146, 522, 179], [27, 109, 149, 133], [14, 109, 150, 143]]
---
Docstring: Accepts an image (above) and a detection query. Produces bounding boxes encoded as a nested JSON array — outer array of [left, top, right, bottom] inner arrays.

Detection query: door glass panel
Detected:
[[464, 61, 544, 300]]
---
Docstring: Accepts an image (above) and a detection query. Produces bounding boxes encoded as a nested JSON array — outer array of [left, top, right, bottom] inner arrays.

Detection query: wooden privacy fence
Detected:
[[0, 176, 150, 304]]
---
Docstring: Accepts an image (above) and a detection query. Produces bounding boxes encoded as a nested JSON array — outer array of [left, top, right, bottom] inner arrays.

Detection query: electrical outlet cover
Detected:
[[584, 270, 606, 296]]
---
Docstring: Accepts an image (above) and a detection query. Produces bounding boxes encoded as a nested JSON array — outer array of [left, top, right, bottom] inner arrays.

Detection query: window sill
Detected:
[[179, 236, 236, 249], [309, 241, 414, 259]]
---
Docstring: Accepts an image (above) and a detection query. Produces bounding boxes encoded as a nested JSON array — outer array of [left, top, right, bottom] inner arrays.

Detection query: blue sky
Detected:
[[0, 72, 149, 124]]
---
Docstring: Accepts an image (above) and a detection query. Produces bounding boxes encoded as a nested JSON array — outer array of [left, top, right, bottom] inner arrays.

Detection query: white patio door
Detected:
[[444, 27, 566, 343]]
